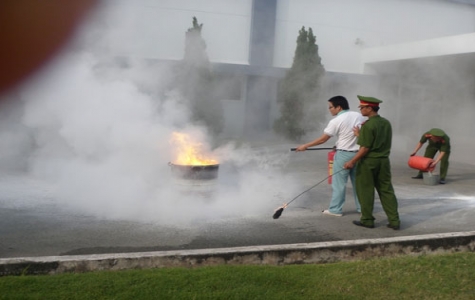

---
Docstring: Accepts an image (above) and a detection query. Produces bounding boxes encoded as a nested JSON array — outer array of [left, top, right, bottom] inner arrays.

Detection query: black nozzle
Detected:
[[273, 207, 284, 219]]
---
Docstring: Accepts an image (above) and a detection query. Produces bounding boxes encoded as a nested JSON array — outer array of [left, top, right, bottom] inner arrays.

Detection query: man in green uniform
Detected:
[[410, 128, 450, 184], [343, 95, 401, 230]]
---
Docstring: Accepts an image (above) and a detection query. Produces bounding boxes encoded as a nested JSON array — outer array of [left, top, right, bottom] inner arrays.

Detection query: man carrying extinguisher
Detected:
[[410, 128, 450, 184], [296, 96, 365, 217]]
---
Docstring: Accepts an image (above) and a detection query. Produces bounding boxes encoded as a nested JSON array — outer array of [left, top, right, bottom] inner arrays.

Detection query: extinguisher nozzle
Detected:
[[273, 207, 284, 219]]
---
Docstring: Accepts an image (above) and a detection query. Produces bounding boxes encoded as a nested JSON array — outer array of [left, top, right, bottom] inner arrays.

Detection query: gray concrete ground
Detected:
[[1, 145, 475, 261]]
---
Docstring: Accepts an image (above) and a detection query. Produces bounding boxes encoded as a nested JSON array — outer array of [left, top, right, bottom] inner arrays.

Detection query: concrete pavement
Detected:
[[1, 144, 475, 275]]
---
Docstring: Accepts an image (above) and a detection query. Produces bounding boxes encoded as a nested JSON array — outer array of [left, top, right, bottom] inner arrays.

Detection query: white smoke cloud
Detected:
[[0, 5, 301, 226]]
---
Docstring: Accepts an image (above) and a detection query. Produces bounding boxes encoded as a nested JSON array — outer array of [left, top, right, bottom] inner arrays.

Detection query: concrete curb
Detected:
[[2, 231, 475, 276]]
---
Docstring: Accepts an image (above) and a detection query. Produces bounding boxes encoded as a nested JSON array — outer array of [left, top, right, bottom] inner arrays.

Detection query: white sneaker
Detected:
[[322, 210, 343, 217]]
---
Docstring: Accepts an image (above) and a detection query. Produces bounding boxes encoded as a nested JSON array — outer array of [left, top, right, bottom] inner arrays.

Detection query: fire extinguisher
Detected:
[[328, 148, 336, 184]]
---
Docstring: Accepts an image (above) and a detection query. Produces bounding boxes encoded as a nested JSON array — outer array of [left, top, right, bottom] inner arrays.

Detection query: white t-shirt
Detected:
[[323, 110, 366, 151]]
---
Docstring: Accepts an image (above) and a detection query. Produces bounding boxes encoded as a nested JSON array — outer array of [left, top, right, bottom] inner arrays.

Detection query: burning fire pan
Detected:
[[168, 162, 219, 180]]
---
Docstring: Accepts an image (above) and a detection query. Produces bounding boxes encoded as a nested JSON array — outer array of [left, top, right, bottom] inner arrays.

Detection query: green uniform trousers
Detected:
[[356, 157, 400, 227], [416, 146, 450, 180]]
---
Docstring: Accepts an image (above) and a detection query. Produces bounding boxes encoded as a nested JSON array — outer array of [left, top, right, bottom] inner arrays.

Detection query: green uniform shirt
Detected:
[[357, 115, 392, 158], [420, 132, 451, 153]]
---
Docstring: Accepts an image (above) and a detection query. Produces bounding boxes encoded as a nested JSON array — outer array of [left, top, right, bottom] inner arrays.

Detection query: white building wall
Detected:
[[274, 0, 475, 73], [97, 0, 475, 73], [100, 0, 253, 64], [91, 0, 475, 141], [362, 32, 475, 64]]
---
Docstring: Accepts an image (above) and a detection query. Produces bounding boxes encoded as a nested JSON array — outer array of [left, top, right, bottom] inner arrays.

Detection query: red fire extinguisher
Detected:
[[328, 148, 336, 184]]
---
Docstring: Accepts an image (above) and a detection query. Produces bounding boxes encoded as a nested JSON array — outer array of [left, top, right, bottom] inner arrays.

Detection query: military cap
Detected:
[[428, 128, 445, 137], [357, 95, 383, 107]]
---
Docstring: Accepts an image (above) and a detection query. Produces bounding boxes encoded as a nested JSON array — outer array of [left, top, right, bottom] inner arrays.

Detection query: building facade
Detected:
[[100, 0, 475, 149]]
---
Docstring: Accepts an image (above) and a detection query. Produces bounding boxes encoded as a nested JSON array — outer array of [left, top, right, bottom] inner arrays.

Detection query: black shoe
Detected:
[[352, 220, 374, 229], [412, 174, 423, 179], [387, 224, 400, 230], [439, 179, 446, 184]]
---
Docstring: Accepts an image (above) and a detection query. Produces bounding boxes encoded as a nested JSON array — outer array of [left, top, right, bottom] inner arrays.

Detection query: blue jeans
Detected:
[[328, 150, 361, 214]]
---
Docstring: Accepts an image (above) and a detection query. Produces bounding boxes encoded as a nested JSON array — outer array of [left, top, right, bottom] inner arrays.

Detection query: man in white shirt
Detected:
[[296, 96, 365, 216]]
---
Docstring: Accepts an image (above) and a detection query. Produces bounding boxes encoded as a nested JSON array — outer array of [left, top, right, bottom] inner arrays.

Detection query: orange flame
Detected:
[[170, 132, 218, 166]]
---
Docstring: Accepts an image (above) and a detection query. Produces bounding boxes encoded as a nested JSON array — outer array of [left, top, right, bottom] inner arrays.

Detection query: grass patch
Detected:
[[1, 252, 475, 299]]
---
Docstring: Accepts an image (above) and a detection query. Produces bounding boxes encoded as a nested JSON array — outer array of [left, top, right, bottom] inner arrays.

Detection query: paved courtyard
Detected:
[[1, 144, 474, 259]]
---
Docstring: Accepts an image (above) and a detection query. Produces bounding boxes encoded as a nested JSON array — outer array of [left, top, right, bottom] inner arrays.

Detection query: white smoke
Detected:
[[0, 5, 301, 226]]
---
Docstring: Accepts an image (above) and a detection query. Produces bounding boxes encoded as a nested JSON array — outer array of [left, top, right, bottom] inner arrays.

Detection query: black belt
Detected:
[[337, 149, 358, 153]]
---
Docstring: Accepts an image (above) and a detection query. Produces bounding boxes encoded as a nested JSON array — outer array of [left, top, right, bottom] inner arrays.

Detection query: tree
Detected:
[[175, 17, 224, 136], [273, 27, 325, 141]]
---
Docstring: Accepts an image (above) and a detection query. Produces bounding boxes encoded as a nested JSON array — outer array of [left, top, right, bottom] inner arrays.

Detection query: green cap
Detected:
[[428, 128, 445, 137], [357, 95, 383, 105]]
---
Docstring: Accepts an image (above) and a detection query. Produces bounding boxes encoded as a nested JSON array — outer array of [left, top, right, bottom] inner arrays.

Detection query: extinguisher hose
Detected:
[[285, 168, 346, 207]]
